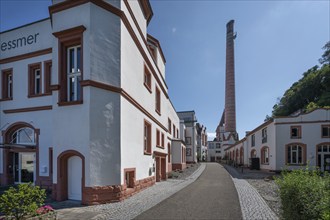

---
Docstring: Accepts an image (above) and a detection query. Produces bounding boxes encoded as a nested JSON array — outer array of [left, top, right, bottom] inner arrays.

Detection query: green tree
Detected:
[[319, 41, 330, 65], [272, 42, 330, 117]]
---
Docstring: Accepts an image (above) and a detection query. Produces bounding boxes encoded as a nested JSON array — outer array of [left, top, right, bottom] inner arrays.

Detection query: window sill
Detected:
[[290, 137, 301, 139], [156, 145, 164, 149], [28, 93, 52, 98], [144, 83, 152, 93], [144, 151, 152, 156], [322, 136, 330, 138], [0, 97, 13, 102], [58, 100, 83, 106]]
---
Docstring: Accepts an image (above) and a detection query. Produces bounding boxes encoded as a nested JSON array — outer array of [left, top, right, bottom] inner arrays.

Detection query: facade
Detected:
[[171, 139, 187, 170], [207, 141, 222, 162], [196, 123, 207, 162], [225, 109, 330, 172], [0, 0, 181, 205], [177, 111, 198, 163]]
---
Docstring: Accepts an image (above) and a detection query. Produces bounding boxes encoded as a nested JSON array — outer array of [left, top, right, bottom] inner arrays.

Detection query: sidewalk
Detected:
[[56, 164, 206, 219], [224, 164, 279, 220]]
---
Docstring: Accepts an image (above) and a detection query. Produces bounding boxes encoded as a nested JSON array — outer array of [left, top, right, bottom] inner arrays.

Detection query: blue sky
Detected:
[[1, 0, 329, 140]]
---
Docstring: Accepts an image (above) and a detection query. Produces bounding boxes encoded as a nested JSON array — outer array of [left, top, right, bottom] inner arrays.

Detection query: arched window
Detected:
[[11, 127, 35, 145], [261, 147, 269, 164], [286, 144, 306, 165]]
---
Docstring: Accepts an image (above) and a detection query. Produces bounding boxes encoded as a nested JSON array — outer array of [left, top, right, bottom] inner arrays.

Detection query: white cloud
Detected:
[[207, 132, 216, 141], [172, 27, 177, 33]]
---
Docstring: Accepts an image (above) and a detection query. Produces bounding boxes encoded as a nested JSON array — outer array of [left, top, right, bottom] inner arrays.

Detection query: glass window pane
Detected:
[[69, 48, 75, 73], [288, 147, 291, 163], [323, 146, 327, 152], [292, 151, 297, 163], [77, 47, 81, 72]]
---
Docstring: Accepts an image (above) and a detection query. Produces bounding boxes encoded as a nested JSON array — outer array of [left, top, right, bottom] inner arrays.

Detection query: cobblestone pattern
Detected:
[[58, 164, 206, 220], [224, 164, 279, 220]]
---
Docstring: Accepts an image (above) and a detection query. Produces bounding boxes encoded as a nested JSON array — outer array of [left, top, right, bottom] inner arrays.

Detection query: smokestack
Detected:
[[224, 20, 237, 133]]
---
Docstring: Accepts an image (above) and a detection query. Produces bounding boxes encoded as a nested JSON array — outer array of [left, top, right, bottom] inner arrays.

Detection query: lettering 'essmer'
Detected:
[[1, 33, 39, 51]]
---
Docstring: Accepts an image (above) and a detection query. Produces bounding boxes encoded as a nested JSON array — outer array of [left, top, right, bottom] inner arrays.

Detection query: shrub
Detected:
[[0, 183, 46, 220], [275, 168, 330, 220]]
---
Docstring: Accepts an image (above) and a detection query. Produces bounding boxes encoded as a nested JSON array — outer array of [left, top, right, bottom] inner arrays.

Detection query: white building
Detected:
[[177, 111, 198, 163], [196, 123, 207, 162], [0, 0, 181, 205], [225, 109, 330, 172], [207, 141, 222, 162]]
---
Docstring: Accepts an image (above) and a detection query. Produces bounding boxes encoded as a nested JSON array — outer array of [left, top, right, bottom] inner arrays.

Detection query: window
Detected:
[[12, 127, 35, 145], [216, 150, 221, 153], [216, 143, 221, 149], [286, 144, 306, 165], [161, 133, 165, 148], [148, 44, 157, 61], [53, 25, 85, 105], [173, 125, 176, 137], [262, 128, 267, 143], [176, 129, 179, 138], [124, 168, 135, 188], [291, 126, 301, 139], [67, 45, 82, 102], [251, 134, 255, 147], [144, 65, 152, 92], [168, 118, 172, 135], [44, 61, 52, 94], [261, 147, 269, 164], [28, 63, 42, 97], [168, 143, 171, 163], [155, 86, 161, 114], [144, 120, 152, 155], [1, 68, 13, 100], [322, 125, 330, 138], [156, 129, 161, 147]]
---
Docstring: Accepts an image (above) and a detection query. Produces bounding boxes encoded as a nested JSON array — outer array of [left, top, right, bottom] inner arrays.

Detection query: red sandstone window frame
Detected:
[[124, 168, 136, 188], [28, 62, 42, 97], [44, 60, 52, 95], [290, 126, 302, 139], [156, 129, 161, 147], [168, 118, 172, 135], [144, 120, 152, 155], [321, 125, 330, 138], [144, 65, 152, 93], [1, 68, 13, 100], [155, 86, 161, 115], [260, 146, 269, 165], [285, 143, 306, 165], [53, 25, 85, 106]]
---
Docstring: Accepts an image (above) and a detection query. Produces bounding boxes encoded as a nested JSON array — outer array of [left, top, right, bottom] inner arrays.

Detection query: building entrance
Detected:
[[13, 152, 35, 184]]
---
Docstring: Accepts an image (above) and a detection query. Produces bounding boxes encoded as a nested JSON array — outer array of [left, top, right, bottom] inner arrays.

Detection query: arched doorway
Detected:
[[56, 150, 85, 201], [2, 122, 38, 185]]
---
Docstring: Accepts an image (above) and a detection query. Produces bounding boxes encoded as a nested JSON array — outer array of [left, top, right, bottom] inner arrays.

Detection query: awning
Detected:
[[0, 143, 37, 149]]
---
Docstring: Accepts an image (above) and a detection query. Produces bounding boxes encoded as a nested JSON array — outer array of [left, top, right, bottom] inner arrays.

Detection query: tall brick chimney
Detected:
[[224, 20, 237, 133]]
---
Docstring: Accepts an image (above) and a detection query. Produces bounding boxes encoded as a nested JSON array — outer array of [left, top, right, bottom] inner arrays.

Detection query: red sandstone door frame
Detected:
[[154, 151, 167, 182]]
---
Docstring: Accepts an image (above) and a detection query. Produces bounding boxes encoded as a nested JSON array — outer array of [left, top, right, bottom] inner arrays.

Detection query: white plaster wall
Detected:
[[89, 4, 121, 87], [120, 96, 168, 183], [89, 87, 121, 186], [0, 19, 51, 59], [172, 141, 182, 164], [124, 0, 147, 37], [275, 109, 330, 170], [51, 4, 92, 185]]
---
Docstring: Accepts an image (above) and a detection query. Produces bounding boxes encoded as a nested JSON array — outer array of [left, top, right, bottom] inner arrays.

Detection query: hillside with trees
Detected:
[[271, 41, 330, 117]]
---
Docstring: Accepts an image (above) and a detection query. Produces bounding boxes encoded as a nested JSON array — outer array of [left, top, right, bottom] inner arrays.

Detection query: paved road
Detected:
[[135, 163, 242, 220]]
